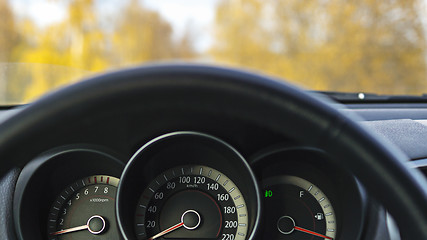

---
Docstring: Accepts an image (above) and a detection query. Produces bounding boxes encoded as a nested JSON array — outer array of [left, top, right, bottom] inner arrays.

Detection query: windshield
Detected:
[[1, 0, 426, 104]]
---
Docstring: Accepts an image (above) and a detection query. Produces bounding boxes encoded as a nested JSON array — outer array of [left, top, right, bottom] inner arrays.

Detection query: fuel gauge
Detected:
[[262, 176, 336, 240]]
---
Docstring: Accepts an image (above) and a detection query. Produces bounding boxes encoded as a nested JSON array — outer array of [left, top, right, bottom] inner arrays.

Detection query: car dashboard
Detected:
[[0, 67, 426, 240]]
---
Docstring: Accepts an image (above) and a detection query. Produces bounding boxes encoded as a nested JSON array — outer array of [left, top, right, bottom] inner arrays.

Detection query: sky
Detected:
[[10, 0, 218, 52], [144, 0, 217, 51], [11, 0, 67, 26]]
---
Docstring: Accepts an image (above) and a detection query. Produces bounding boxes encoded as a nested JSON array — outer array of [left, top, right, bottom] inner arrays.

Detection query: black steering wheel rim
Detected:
[[0, 64, 426, 239]]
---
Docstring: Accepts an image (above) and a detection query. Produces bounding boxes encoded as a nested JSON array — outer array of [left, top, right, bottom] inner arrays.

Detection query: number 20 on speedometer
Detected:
[[134, 165, 249, 240]]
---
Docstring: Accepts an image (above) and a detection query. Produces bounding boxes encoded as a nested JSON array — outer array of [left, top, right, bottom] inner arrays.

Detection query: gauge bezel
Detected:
[[250, 145, 366, 240], [13, 144, 124, 240], [117, 131, 261, 240]]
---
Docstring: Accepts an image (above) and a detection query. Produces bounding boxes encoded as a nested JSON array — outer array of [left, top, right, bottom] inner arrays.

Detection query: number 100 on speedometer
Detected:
[[134, 165, 249, 240]]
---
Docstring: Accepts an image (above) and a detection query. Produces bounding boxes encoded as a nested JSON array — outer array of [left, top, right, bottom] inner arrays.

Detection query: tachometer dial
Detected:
[[47, 175, 122, 239], [134, 165, 249, 240], [262, 176, 336, 240]]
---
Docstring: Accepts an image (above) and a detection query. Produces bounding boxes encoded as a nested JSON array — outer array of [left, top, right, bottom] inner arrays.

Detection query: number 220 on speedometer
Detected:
[[134, 165, 249, 240]]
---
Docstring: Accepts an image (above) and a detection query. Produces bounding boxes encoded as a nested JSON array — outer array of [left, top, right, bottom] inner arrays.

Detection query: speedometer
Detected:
[[134, 165, 249, 240], [116, 132, 260, 240]]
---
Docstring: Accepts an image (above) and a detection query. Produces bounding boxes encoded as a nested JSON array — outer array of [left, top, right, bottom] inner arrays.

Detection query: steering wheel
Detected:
[[0, 64, 426, 239]]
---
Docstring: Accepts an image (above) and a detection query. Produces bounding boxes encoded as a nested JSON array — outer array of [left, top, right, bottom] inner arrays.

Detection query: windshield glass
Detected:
[[1, 0, 426, 104]]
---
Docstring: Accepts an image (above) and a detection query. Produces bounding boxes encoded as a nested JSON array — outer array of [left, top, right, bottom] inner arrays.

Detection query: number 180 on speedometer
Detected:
[[134, 165, 249, 240]]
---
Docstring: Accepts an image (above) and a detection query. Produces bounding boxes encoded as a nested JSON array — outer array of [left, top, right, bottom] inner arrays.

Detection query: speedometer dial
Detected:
[[134, 165, 249, 240]]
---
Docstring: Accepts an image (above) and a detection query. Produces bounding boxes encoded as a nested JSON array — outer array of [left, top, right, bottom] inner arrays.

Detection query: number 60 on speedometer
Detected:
[[134, 165, 249, 240]]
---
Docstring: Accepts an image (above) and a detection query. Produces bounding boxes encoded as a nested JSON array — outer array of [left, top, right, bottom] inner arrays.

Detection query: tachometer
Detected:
[[47, 175, 122, 239], [134, 165, 249, 240]]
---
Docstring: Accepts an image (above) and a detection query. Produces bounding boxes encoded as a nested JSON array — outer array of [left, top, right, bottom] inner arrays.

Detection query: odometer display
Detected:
[[135, 165, 248, 240]]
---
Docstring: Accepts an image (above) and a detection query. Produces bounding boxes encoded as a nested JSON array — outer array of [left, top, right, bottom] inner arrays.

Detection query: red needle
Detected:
[[50, 225, 88, 235], [148, 222, 185, 240], [50, 215, 106, 236], [294, 226, 333, 239]]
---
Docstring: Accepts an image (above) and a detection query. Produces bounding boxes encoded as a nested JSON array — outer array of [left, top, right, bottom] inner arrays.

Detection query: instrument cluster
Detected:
[[13, 132, 366, 240]]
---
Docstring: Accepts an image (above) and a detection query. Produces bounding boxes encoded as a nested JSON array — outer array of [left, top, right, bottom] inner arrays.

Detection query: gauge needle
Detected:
[[147, 209, 201, 240], [294, 226, 333, 239], [148, 222, 184, 240], [50, 215, 106, 236], [50, 225, 88, 236]]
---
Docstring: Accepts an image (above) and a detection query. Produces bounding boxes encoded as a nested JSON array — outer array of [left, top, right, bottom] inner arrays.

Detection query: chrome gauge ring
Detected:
[[116, 132, 261, 240]]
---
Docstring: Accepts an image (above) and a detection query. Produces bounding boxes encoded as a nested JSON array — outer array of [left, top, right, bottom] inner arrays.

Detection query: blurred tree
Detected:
[[18, 0, 108, 101], [21, 0, 109, 71], [211, 0, 276, 71], [212, 0, 427, 94], [0, 0, 18, 62], [0, 0, 30, 103], [315, 0, 427, 93], [112, 0, 197, 65], [112, 0, 175, 66], [11, 0, 198, 102], [173, 23, 198, 60], [7, 0, 198, 102]]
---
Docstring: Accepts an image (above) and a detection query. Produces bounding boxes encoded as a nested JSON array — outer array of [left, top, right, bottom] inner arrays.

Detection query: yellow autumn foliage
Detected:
[[0, 0, 197, 103], [211, 0, 427, 95], [0, 0, 426, 103]]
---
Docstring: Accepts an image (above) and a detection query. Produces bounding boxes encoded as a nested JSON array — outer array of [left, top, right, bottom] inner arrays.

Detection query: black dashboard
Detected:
[[0, 65, 426, 240], [11, 132, 367, 240]]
